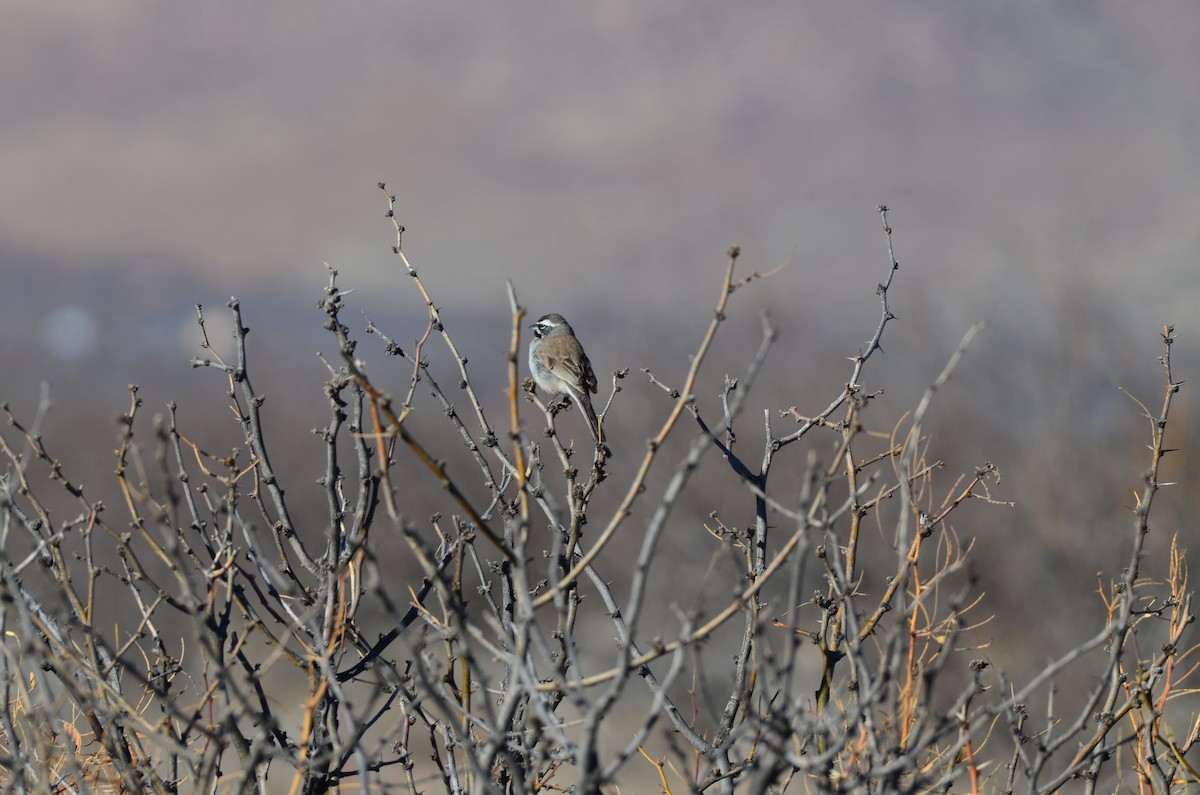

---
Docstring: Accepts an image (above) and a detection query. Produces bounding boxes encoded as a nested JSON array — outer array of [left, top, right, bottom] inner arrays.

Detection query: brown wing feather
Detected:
[[537, 332, 598, 395], [559, 338, 597, 394], [546, 337, 597, 394]]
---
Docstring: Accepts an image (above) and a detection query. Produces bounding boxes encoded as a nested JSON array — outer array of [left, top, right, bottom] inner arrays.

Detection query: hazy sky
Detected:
[[3, 2, 1198, 368]]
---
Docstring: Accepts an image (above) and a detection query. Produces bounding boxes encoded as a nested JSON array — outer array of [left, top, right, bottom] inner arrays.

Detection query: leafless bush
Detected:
[[0, 190, 1195, 795]]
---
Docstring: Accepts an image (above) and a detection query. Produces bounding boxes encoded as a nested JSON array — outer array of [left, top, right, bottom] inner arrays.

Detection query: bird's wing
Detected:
[[542, 336, 599, 394], [576, 348, 598, 394], [558, 338, 598, 394]]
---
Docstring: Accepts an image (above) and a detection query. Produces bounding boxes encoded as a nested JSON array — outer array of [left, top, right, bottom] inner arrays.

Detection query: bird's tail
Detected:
[[574, 392, 602, 445]]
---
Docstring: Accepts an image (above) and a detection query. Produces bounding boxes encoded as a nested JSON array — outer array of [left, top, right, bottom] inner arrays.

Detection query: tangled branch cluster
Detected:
[[0, 192, 1195, 794]]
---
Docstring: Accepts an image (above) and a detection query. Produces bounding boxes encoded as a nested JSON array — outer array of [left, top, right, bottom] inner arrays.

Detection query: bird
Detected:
[[528, 312, 602, 443]]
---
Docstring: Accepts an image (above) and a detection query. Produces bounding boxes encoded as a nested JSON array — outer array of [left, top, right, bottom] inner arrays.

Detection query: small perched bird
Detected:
[[529, 312, 601, 443]]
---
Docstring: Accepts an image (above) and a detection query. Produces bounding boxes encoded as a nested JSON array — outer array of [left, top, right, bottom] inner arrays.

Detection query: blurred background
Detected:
[[3, 1, 1199, 785]]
